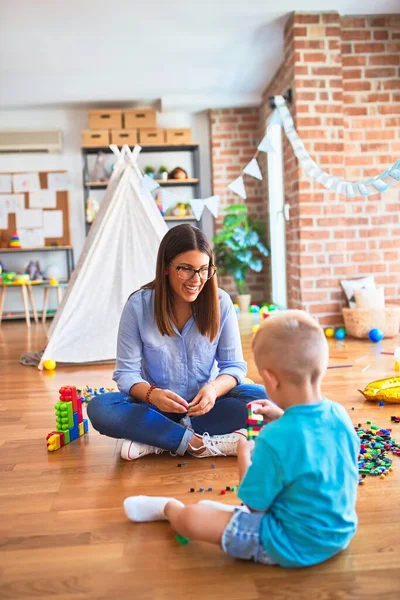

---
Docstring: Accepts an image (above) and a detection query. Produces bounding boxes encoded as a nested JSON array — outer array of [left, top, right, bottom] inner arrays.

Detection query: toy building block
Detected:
[[247, 403, 264, 440], [55, 401, 74, 431], [46, 386, 89, 451]]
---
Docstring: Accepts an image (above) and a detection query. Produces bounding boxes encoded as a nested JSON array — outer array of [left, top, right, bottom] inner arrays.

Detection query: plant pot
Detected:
[[236, 294, 252, 313]]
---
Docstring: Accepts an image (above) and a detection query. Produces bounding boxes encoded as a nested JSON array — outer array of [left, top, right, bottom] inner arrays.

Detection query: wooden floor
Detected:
[[1, 318, 400, 600]]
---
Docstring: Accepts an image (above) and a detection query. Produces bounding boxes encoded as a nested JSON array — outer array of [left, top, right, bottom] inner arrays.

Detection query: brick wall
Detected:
[[210, 11, 400, 323], [210, 107, 266, 302]]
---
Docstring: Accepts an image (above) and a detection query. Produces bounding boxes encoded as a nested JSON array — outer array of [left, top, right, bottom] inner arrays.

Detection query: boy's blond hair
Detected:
[[252, 310, 328, 385]]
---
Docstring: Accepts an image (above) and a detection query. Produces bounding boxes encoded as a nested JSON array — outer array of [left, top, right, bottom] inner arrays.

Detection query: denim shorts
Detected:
[[221, 509, 277, 565]]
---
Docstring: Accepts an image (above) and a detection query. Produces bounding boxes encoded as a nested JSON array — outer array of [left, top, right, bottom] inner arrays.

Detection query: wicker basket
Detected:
[[342, 305, 400, 339]]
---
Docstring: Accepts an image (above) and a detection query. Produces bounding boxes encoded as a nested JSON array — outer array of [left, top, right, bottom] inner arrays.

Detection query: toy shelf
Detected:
[[82, 143, 202, 233], [84, 178, 199, 189]]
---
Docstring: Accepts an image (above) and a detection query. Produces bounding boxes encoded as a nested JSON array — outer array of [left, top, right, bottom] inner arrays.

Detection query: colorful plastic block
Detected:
[[55, 400, 74, 430], [46, 433, 60, 452], [247, 403, 264, 440], [73, 412, 79, 429], [69, 426, 79, 441], [46, 386, 89, 451]]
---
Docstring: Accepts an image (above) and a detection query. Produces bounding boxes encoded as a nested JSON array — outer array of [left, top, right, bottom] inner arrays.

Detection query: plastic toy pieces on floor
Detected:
[[46, 386, 89, 451], [77, 385, 114, 403], [247, 403, 263, 440], [355, 421, 400, 482]]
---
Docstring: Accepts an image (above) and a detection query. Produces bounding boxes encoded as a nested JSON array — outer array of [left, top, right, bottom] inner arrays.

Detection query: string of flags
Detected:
[[273, 95, 400, 198], [141, 175, 220, 221], [142, 95, 399, 212]]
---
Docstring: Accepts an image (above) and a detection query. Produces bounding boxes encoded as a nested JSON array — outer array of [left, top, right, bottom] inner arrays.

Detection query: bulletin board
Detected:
[[0, 171, 70, 248]]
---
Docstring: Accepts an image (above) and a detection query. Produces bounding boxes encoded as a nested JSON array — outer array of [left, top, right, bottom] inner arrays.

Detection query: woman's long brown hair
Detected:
[[142, 224, 220, 342]]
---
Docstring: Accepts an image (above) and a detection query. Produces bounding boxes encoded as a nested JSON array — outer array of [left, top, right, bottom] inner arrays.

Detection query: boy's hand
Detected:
[[249, 399, 284, 423]]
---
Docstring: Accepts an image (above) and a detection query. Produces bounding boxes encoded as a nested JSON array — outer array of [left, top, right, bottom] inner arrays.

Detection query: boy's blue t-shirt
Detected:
[[239, 399, 360, 568]]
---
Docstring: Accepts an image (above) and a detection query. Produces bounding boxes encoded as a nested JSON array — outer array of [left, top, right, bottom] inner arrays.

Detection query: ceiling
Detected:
[[0, 0, 398, 111]]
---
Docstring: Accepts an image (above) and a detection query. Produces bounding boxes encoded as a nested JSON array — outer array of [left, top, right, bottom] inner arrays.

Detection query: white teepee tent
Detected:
[[39, 145, 167, 367]]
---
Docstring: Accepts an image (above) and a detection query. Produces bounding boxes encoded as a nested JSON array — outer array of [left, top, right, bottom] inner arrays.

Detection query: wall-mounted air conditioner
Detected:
[[0, 130, 63, 153]]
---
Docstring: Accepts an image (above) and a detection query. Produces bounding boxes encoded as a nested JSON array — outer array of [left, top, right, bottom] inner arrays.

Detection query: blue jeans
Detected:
[[222, 509, 277, 565], [87, 384, 267, 456]]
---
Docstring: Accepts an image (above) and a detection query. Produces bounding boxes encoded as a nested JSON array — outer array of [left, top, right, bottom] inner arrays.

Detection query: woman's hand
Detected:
[[249, 399, 284, 423], [187, 383, 217, 417], [150, 388, 189, 413]]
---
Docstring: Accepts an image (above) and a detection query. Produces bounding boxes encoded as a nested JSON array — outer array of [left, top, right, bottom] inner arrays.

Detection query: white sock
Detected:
[[124, 495, 184, 522], [198, 500, 250, 513]]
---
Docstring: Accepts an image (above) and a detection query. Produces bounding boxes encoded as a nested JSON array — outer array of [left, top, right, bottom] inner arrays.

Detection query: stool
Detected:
[[0, 282, 39, 328], [42, 283, 68, 323]]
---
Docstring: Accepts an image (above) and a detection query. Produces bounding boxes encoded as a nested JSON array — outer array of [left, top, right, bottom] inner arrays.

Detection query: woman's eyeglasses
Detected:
[[169, 263, 217, 281]]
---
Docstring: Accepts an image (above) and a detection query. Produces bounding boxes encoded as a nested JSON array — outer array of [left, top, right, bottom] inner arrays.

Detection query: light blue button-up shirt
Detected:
[[113, 287, 247, 400]]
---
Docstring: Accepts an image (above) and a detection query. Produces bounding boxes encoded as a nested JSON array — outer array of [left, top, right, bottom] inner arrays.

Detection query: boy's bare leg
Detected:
[[165, 500, 233, 545]]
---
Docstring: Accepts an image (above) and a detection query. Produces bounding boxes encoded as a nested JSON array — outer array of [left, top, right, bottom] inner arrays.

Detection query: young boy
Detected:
[[124, 310, 360, 568]]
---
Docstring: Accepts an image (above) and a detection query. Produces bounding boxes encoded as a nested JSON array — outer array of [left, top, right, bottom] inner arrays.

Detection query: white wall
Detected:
[[0, 107, 212, 315], [0, 108, 86, 314]]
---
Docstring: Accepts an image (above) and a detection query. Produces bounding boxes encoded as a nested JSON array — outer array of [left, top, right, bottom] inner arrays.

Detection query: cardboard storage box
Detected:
[[89, 110, 122, 130], [110, 129, 138, 145], [124, 109, 156, 129], [165, 128, 192, 144], [139, 128, 165, 145], [82, 130, 110, 147]]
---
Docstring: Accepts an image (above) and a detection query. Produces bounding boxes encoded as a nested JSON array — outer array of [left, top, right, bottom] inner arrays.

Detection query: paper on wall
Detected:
[[0, 194, 25, 213], [43, 210, 63, 238], [47, 172, 70, 191], [16, 209, 43, 229], [0, 174, 12, 193], [12, 172, 40, 193], [29, 189, 57, 209], [18, 228, 45, 248], [0, 212, 8, 229]]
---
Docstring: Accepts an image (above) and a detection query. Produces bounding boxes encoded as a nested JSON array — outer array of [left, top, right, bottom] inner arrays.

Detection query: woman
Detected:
[[88, 224, 267, 460]]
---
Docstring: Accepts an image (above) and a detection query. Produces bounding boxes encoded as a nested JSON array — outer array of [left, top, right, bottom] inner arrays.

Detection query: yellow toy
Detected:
[[43, 359, 57, 371], [359, 376, 400, 404], [325, 328, 335, 338]]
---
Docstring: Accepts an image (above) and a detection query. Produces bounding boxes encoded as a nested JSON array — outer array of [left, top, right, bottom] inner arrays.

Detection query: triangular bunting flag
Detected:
[[269, 110, 282, 126], [204, 195, 220, 218], [228, 176, 247, 200], [257, 135, 275, 153], [243, 158, 262, 181], [160, 189, 178, 212], [142, 175, 160, 193], [190, 199, 205, 221]]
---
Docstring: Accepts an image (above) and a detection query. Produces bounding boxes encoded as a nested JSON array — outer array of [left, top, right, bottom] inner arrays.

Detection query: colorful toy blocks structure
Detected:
[[46, 386, 89, 452], [247, 403, 264, 440]]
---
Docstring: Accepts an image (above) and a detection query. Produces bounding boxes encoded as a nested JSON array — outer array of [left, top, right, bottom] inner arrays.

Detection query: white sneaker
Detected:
[[188, 429, 247, 458], [121, 439, 165, 461]]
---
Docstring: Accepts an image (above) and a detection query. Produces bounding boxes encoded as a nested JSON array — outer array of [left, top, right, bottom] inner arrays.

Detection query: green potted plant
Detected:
[[158, 165, 168, 181], [213, 204, 269, 312], [144, 165, 155, 179]]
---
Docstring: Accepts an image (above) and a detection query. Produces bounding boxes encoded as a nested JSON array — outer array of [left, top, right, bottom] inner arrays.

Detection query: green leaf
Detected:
[[223, 214, 247, 230], [256, 241, 270, 256], [225, 204, 248, 215], [244, 230, 259, 247], [236, 250, 252, 263], [248, 257, 263, 272]]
